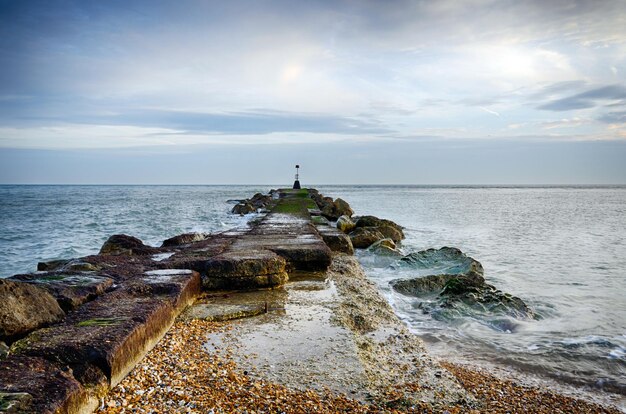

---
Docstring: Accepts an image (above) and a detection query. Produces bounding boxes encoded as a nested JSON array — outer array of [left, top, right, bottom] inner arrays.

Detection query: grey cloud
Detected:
[[529, 80, 588, 100], [598, 111, 626, 124], [538, 84, 626, 111], [20, 108, 393, 136]]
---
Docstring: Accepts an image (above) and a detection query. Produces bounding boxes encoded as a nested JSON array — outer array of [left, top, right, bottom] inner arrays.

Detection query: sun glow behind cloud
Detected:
[[0, 0, 625, 183]]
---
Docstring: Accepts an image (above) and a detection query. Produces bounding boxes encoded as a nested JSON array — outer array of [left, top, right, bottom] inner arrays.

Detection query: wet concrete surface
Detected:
[[203, 271, 370, 398]]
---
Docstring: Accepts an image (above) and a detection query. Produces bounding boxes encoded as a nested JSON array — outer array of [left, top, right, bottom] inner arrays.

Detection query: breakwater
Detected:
[[1, 188, 621, 413]]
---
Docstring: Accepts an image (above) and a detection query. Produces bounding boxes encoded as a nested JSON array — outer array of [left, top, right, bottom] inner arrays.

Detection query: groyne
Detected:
[[1, 188, 621, 413]]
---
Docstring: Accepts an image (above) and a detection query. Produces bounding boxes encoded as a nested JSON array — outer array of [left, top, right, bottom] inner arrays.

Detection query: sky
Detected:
[[1, 0, 625, 184]]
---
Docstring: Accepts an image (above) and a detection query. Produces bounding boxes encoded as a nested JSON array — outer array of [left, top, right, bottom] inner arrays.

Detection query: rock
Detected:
[[399, 247, 483, 275], [99, 234, 155, 256], [230, 192, 274, 215], [321, 203, 335, 220], [440, 272, 486, 295], [12, 270, 201, 388], [250, 193, 272, 208], [311, 215, 330, 226], [232, 202, 255, 215], [9, 273, 115, 312], [349, 227, 385, 249], [439, 275, 534, 319], [334, 198, 354, 218], [377, 225, 404, 242], [0, 341, 8, 360], [320, 198, 355, 221], [367, 239, 402, 256], [0, 356, 95, 413], [354, 215, 405, 241], [336, 215, 356, 233], [38, 259, 101, 272], [316, 226, 355, 255], [63, 261, 101, 272], [161, 232, 209, 247], [390, 247, 534, 321], [37, 259, 70, 272], [0, 279, 65, 343], [391, 272, 483, 296], [0, 390, 34, 413], [203, 251, 289, 290]]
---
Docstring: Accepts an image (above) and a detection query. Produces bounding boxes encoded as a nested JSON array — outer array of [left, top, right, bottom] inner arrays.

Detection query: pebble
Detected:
[[96, 319, 621, 414]]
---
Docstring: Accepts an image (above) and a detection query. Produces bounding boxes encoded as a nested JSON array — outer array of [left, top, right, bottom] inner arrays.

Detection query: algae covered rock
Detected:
[[9, 273, 115, 312], [377, 225, 404, 242], [203, 251, 289, 289], [398, 246, 483, 275], [334, 198, 354, 218], [391, 273, 464, 296], [438, 274, 534, 319], [99, 234, 155, 256], [161, 232, 209, 247], [0, 279, 65, 343], [354, 215, 405, 242], [232, 202, 255, 215], [316, 226, 355, 255], [231, 192, 274, 215], [390, 247, 534, 323], [348, 227, 385, 248], [367, 238, 402, 256], [37, 259, 71, 272], [336, 215, 356, 233]]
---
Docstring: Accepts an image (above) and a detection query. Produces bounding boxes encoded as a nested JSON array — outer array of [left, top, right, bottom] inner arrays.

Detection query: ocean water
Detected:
[[316, 185, 626, 403], [1, 184, 625, 403]]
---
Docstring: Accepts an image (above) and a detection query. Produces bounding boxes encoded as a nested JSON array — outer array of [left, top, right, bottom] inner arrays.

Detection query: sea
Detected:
[[1, 184, 625, 407]]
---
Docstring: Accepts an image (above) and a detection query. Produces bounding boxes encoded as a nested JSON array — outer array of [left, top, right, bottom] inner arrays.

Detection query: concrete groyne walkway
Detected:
[[1, 189, 621, 413]]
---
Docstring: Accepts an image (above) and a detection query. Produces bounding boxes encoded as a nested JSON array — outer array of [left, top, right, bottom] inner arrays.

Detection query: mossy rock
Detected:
[[77, 317, 127, 327]]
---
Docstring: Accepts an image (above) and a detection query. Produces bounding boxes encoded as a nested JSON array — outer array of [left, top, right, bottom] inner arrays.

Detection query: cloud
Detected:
[[599, 111, 626, 124], [26, 109, 393, 136], [541, 117, 591, 129], [538, 84, 626, 111], [480, 107, 501, 117]]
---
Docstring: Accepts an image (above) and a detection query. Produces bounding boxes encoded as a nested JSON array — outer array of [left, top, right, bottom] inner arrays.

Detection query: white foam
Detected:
[[144, 269, 192, 276]]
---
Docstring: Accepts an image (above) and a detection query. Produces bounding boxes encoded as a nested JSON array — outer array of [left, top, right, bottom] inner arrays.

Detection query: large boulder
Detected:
[[0, 279, 65, 343], [391, 272, 484, 296], [367, 238, 402, 256], [316, 226, 355, 255], [232, 202, 255, 215], [334, 198, 354, 218], [390, 247, 534, 322], [377, 225, 404, 242], [249, 192, 272, 208], [355, 215, 405, 240], [349, 227, 385, 248], [399, 247, 483, 275], [336, 215, 356, 233], [99, 234, 155, 256]]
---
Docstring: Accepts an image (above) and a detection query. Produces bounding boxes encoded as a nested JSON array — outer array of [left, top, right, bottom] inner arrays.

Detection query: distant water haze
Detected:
[[1, 184, 625, 405]]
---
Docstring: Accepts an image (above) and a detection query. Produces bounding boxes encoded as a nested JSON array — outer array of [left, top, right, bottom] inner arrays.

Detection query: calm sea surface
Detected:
[[1, 185, 625, 403]]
